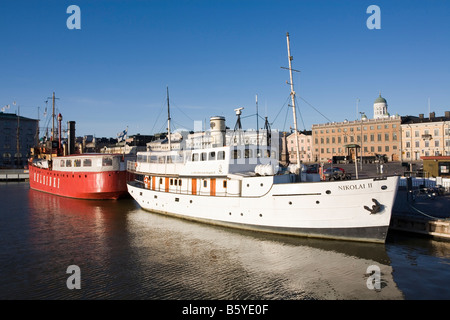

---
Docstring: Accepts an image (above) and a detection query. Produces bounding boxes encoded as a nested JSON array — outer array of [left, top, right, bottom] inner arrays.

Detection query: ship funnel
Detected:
[[210, 116, 226, 147], [67, 121, 76, 155]]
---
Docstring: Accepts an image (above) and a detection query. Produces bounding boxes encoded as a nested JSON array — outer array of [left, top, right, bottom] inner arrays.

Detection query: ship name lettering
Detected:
[[338, 183, 372, 191]]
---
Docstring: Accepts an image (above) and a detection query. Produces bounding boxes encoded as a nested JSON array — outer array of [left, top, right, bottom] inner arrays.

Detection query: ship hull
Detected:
[[127, 175, 399, 243], [29, 164, 128, 200]]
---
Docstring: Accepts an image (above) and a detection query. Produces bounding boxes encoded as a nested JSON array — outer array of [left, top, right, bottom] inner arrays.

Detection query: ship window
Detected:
[[245, 148, 252, 158], [209, 152, 216, 160], [223, 180, 227, 188], [66, 160, 72, 167], [217, 151, 225, 160], [232, 150, 241, 159], [203, 180, 207, 187], [167, 156, 172, 164], [158, 156, 165, 164], [170, 179, 173, 185], [60, 160, 65, 167], [192, 153, 199, 161], [159, 178, 163, 184], [83, 159, 92, 167], [201, 152, 207, 161], [102, 157, 113, 166], [179, 179, 182, 187], [74, 159, 81, 167], [150, 156, 158, 163]]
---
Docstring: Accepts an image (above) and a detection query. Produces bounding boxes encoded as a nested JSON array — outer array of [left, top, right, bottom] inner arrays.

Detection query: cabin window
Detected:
[[158, 156, 165, 163], [203, 180, 207, 188], [83, 159, 92, 167], [150, 156, 158, 163], [179, 179, 182, 187], [232, 150, 241, 159], [201, 152, 207, 161], [167, 156, 173, 164], [192, 153, 199, 161], [217, 151, 225, 160], [223, 180, 227, 188], [245, 148, 252, 158], [102, 157, 113, 166], [74, 159, 81, 167], [60, 160, 65, 167], [66, 160, 72, 167], [170, 179, 173, 185], [209, 151, 216, 160], [159, 178, 163, 184]]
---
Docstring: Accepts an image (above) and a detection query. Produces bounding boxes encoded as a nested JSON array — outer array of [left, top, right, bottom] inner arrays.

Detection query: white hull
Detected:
[[127, 175, 399, 243]]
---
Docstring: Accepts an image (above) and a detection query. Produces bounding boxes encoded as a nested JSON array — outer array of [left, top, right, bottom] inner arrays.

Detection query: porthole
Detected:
[[381, 185, 387, 190], [259, 214, 263, 217], [326, 190, 331, 194], [289, 201, 292, 205], [316, 200, 320, 204]]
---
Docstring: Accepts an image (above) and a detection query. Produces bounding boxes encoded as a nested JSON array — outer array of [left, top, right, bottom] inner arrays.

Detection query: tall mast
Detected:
[[286, 32, 301, 167], [166, 86, 171, 151]]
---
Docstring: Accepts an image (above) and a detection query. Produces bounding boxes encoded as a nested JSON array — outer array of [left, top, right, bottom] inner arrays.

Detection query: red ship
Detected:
[[28, 112, 129, 200], [29, 154, 129, 200]]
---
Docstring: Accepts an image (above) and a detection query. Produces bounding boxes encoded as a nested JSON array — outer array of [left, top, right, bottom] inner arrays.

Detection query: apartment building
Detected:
[[401, 111, 450, 161]]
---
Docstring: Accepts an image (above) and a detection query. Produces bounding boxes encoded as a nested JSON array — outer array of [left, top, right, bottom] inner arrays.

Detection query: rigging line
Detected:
[[294, 96, 306, 130], [298, 96, 332, 123], [282, 101, 290, 132], [271, 95, 291, 125], [171, 101, 195, 122], [150, 100, 166, 134]]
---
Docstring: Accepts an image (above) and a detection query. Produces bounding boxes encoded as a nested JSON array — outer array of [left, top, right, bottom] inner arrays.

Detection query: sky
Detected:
[[1, 0, 449, 138]]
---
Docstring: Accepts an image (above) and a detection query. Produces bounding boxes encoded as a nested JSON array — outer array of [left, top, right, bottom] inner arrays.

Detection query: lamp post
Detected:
[[359, 111, 365, 170]]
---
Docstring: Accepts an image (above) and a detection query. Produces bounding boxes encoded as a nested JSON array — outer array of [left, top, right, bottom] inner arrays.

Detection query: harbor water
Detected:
[[1, 182, 449, 300]]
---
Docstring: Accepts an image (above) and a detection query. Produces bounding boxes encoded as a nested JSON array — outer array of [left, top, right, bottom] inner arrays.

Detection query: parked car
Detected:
[[323, 167, 349, 180]]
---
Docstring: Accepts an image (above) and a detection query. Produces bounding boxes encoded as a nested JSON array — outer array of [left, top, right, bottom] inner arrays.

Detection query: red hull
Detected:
[[28, 164, 129, 200]]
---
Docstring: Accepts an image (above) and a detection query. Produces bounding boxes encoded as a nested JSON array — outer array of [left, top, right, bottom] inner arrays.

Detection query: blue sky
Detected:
[[1, 0, 449, 138]]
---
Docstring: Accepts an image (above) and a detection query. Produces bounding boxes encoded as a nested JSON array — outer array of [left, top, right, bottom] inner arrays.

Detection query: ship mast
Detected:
[[166, 86, 171, 151], [286, 32, 301, 168]]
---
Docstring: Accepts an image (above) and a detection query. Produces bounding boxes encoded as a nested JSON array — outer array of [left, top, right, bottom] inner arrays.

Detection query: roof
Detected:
[[0, 112, 38, 122], [374, 94, 387, 104], [401, 113, 450, 124]]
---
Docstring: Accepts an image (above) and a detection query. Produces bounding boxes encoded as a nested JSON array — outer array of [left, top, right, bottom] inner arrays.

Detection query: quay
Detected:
[[391, 188, 450, 241], [0, 169, 29, 181]]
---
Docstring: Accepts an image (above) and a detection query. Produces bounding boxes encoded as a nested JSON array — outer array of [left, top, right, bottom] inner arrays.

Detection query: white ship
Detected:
[[126, 33, 399, 243]]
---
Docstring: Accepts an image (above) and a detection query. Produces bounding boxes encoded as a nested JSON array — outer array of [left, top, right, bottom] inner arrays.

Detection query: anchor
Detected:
[[364, 198, 382, 214]]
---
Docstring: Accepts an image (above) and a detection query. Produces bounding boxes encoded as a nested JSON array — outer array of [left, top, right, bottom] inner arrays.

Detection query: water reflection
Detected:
[[125, 210, 404, 299], [8, 183, 450, 299]]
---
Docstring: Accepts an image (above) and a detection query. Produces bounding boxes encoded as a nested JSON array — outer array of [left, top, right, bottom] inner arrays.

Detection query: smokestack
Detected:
[[67, 121, 76, 155]]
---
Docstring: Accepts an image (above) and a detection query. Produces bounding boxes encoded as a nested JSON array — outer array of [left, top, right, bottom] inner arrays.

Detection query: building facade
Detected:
[[311, 94, 402, 163], [286, 130, 313, 164], [401, 112, 450, 161], [0, 112, 39, 168]]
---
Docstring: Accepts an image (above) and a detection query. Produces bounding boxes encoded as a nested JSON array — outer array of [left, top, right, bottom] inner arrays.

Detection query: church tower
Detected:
[[373, 93, 388, 119]]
